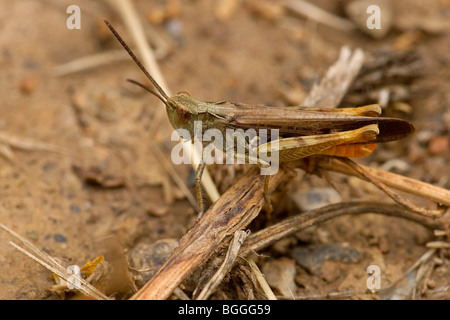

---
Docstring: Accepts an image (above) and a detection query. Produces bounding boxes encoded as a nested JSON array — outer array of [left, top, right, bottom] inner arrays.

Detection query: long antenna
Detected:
[[127, 79, 166, 104], [104, 20, 169, 101]]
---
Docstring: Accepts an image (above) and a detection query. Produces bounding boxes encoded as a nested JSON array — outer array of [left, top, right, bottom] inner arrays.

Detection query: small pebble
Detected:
[[379, 159, 410, 173], [428, 136, 449, 155], [246, 0, 285, 21], [128, 239, 179, 287], [42, 162, 55, 172], [147, 0, 180, 24], [292, 188, 341, 212], [291, 243, 361, 275], [18, 73, 39, 94], [54, 234, 67, 243], [215, 0, 240, 21], [165, 19, 183, 40], [70, 204, 81, 214], [147, 205, 169, 217], [23, 59, 39, 69]]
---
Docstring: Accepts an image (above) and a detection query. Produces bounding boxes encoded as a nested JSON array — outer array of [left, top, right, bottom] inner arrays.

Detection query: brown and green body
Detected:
[[105, 21, 414, 214], [167, 95, 412, 144]]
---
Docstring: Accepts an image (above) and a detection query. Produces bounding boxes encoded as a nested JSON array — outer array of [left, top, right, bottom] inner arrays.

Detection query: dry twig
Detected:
[[302, 157, 450, 208], [0, 222, 109, 300], [426, 241, 450, 249], [196, 230, 249, 300], [284, 0, 356, 33], [240, 202, 444, 257], [53, 50, 129, 77], [340, 158, 446, 217], [0, 131, 67, 155], [108, 0, 220, 204], [247, 257, 277, 300], [131, 166, 286, 299]]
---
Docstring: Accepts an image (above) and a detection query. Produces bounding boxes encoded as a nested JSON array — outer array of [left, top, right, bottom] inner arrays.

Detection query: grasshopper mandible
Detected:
[[105, 21, 414, 215]]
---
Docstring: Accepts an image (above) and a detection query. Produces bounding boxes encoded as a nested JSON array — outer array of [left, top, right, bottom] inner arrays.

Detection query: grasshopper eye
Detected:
[[176, 104, 191, 123], [177, 91, 190, 97]]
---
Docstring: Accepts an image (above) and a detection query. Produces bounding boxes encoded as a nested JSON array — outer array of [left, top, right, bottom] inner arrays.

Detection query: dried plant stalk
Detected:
[[240, 202, 446, 257], [0, 222, 109, 300], [303, 157, 450, 208], [131, 47, 366, 300], [284, 0, 356, 32], [247, 257, 277, 300], [196, 230, 249, 300], [131, 167, 286, 299], [340, 158, 446, 217]]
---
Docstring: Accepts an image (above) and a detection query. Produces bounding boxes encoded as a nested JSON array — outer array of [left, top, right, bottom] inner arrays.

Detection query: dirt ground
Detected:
[[0, 0, 449, 300]]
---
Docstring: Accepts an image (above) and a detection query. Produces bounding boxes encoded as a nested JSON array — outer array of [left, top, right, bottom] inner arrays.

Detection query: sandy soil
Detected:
[[0, 0, 448, 299]]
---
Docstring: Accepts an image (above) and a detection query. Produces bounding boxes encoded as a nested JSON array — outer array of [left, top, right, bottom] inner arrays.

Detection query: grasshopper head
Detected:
[[166, 93, 195, 128], [127, 79, 193, 130], [105, 21, 199, 132]]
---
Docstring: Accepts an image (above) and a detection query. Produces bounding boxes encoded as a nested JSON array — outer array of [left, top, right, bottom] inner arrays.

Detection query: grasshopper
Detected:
[[105, 21, 414, 215]]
